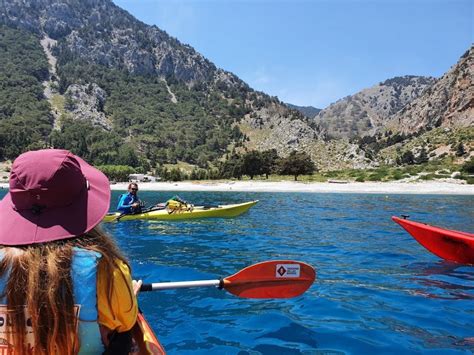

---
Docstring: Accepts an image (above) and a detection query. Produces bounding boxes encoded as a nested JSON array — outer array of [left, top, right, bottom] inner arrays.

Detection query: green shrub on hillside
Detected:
[[389, 170, 404, 180], [461, 157, 474, 174], [97, 165, 136, 182], [419, 174, 436, 180], [0, 23, 253, 167], [55, 57, 247, 167], [0, 26, 52, 159]]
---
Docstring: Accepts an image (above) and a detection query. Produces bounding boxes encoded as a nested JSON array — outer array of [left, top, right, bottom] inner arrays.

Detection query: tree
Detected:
[[279, 150, 316, 181], [190, 168, 207, 180], [97, 165, 135, 182], [461, 157, 474, 174], [415, 147, 429, 164], [400, 151, 415, 165], [219, 154, 243, 179], [261, 149, 279, 179], [169, 168, 184, 181], [455, 142, 466, 157], [117, 144, 140, 167], [242, 150, 263, 179]]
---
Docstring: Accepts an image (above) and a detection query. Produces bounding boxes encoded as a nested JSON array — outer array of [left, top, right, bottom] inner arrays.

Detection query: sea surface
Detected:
[[2, 189, 474, 354]]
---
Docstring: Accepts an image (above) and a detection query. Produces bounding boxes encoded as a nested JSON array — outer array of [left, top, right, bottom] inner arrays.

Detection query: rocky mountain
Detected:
[[0, 0, 471, 172], [0, 0, 320, 167], [64, 83, 111, 129], [286, 103, 321, 118], [388, 46, 474, 134], [1, 0, 214, 82], [314, 75, 436, 140], [355, 47, 473, 167]]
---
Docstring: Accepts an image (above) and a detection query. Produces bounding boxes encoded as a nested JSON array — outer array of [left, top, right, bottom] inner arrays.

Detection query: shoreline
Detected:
[[1, 180, 473, 195]]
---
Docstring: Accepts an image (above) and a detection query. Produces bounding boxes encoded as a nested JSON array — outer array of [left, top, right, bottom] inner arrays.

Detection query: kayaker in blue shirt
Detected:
[[117, 183, 142, 214]]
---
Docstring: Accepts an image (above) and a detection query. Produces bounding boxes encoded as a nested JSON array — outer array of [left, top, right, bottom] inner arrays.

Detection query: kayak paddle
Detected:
[[139, 260, 315, 298]]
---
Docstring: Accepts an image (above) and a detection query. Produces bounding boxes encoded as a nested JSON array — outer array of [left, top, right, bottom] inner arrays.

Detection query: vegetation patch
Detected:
[[0, 26, 52, 160]]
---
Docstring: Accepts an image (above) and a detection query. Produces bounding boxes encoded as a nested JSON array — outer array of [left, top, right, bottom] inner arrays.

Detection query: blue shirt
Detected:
[[117, 193, 139, 213]]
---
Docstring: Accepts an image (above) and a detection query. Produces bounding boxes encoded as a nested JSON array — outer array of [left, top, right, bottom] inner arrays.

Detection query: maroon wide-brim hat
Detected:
[[0, 149, 110, 245]]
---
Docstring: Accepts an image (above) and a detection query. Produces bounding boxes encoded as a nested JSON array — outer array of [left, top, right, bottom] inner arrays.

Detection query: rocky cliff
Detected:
[[313, 75, 436, 140], [388, 46, 474, 134], [1, 0, 213, 81]]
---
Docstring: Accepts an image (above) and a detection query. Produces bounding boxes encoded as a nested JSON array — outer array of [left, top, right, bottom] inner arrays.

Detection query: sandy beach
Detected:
[[1, 180, 473, 195], [110, 180, 474, 194]]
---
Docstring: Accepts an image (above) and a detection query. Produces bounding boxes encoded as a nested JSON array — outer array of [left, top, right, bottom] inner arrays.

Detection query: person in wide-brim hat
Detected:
[[0, 149, 141, 354]]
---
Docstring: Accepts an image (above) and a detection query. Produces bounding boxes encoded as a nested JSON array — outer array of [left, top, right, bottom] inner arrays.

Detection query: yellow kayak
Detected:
[[103, 200, 258, 222]]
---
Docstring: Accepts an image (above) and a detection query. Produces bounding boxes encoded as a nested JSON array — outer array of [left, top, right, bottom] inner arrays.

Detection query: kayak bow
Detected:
[[131, 312, 165, 355], [392, 216, 474, 265], [103, 200, 258, 222]]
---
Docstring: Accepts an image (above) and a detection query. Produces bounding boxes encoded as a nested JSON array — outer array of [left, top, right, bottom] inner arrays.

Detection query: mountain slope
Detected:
[[0, 26, 52, 160], [314, 75, 435, 140], [0, 0, 319, 167], [0, 0, 471, 172], [286, 103, 321, 118], [388, 46, 474, 134]]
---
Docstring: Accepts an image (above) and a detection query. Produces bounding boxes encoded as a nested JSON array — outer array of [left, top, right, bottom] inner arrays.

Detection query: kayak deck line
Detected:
[[103, 200, 258, 222], [392, 216, 474, 265]]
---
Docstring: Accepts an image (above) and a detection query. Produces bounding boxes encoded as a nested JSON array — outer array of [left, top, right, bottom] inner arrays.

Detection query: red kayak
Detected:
[[392, 216, 474, 265], [132, 312, 166, 354]]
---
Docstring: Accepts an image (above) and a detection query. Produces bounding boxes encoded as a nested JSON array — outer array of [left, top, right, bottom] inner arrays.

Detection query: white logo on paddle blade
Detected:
[[275, 264, 300, 278]]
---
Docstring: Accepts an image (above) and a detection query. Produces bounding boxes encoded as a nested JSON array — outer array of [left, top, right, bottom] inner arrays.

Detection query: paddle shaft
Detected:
[[141, 279, 221, 291]]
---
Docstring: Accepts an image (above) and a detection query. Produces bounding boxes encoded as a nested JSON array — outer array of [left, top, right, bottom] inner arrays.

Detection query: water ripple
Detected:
[[99, 191, 474, 354]]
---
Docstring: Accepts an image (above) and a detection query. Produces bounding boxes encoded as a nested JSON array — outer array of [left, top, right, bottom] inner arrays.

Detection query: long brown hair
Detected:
[[0, 226, 131, 354]]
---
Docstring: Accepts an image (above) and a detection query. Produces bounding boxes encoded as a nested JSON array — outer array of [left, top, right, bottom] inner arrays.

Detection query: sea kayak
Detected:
[[103, 200, 258, 222], [392, 216, 474, 265], [132, 312, 165, 354]]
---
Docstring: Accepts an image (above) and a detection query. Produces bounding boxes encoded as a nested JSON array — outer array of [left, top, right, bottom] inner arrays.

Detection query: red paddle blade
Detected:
[[222, 260, 316, 299]]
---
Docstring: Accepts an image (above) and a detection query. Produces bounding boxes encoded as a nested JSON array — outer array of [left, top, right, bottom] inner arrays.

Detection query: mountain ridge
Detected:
[[313, 75, 436, 140], [286, 103, 321, 118], [388, 46, 474, 134], [0, 0, 472, 172], [1, 0, 322, 167]]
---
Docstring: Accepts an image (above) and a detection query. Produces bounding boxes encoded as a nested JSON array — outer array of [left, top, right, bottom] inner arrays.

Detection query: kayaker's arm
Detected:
[[117, 194, 141, 213], [117, 194, 133, 209], [117, 194, 131, 211]]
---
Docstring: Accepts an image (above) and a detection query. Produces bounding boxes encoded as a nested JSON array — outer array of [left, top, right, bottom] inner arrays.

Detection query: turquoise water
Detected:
[[2, 190, 474, 354]]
